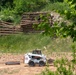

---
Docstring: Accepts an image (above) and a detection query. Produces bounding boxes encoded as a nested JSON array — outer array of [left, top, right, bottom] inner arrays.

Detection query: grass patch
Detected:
[[41, 2, 70, 14], [0, 33, 75, 53]]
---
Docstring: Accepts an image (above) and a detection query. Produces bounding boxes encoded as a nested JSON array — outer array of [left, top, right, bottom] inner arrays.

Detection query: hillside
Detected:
[[0, 33, 74, 53], [0, 0, 76, 53]]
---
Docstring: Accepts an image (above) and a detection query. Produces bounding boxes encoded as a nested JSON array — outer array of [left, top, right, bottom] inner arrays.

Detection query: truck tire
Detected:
[[28, 61, 35, 67], [39, 61, 45, 67]]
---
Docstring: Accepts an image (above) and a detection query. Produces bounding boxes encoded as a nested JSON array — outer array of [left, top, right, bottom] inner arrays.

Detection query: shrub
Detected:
[[13, 0, 48, 14], [0, 8, 14, 22], [39, 58, 76, 75], [42, 2, 70, 14]]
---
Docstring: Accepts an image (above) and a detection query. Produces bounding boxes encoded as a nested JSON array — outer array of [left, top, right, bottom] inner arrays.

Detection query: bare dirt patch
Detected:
[[0, 52, 74, 75], [0, 63, 56, 75]]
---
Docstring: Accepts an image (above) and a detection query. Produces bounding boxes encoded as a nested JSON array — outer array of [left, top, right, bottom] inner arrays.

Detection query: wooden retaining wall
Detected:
[[20, 12, 53, 33], [0, 12, 61, 35], [0, 21, 21, 36]]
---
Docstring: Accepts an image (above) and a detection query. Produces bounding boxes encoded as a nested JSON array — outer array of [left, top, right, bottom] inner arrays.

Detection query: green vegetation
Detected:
[[39, 58, 76, 75], [42, 2, 70, 13], [0, 0, 76, 53], [39, 44, 76, 75], [0, 0, 48, 24], [0, 33, 75, 53], [0, 0, 75, 52], [39, 0, 76, 41], [0, 0, 76, 75], [0, 0, 75, 24]]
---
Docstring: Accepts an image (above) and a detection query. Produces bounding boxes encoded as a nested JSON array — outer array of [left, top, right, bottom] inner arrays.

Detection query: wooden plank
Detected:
[[0, 32, 22, 35], [5, 61, 20, 65], [0, 28, 21, 31], [0, 31, 16, 33], [0, 33, 11, 36], [23, 12, 47, 15], [0, 31, 22, 34], [0, 28, 16, 30], [0, 25, 14, 28], [0, 31, 22, 35], [0, 21, 12, 24], [0, 21, 13, 25]]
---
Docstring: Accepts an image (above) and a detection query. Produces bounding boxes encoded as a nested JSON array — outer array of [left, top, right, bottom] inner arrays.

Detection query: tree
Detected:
[[0, 0, 13, 8], [38, 0, 76, 42]]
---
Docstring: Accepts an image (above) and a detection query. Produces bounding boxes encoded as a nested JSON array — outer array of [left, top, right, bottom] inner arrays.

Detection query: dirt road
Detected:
[[0, 63, 56, 75], [0, 52, 74, 75]]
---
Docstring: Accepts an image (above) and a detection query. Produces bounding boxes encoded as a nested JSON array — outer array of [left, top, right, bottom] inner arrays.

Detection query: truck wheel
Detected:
[[39, 61, 45, 67], [28, 61, 35, 67]]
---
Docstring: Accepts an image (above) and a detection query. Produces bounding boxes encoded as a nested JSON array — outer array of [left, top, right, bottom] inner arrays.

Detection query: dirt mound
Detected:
[[47, 58, 54, 64]]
